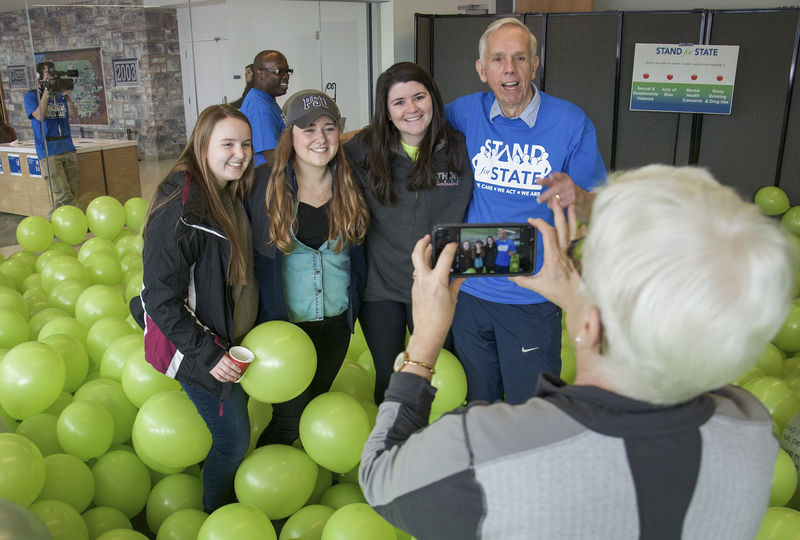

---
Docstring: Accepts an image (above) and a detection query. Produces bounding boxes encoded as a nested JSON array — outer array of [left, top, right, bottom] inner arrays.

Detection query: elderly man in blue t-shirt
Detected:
[[445, 17, 606, 404]]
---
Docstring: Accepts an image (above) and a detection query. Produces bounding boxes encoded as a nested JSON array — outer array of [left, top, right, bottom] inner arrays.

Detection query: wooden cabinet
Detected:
[[0, 138, 141, 217]]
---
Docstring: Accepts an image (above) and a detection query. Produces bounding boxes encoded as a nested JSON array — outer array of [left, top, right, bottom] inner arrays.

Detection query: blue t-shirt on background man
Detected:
[[240, 87, 284, 167], [446, 88, 606, 305], [24, 89, 76, 159]]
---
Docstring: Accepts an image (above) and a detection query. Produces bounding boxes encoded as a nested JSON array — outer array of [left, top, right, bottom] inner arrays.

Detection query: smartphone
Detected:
[[431, 223, 536, 277]]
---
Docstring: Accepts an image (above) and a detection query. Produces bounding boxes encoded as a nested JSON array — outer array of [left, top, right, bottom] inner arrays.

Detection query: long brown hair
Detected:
[[265, 124, 368, 254], [364, 62, 464, 205], [145, 104, 255, 284]]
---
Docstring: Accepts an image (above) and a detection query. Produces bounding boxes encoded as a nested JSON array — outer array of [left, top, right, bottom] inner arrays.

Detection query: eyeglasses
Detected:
[[257, 67, 293, 77]]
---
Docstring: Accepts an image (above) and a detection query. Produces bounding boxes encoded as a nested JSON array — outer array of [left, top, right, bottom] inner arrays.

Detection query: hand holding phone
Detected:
[[431, 223, 536, 277]]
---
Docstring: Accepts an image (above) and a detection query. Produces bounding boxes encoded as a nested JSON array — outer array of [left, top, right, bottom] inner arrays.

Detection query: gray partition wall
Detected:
[[416, 9, 800, 200]]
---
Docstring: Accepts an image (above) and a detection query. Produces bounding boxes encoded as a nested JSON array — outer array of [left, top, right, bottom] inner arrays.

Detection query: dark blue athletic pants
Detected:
[[452, 290, 562, 405]]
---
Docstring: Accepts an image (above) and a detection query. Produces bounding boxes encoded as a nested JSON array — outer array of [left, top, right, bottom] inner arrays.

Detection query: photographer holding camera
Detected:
[[24, 61, 80, 215]]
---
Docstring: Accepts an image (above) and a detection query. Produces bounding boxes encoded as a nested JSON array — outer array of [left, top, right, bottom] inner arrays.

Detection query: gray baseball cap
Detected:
[[282, 89, 341, 128]]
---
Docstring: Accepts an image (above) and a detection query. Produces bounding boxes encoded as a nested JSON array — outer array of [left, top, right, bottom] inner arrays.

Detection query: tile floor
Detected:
[[0, 158, 172, 258]]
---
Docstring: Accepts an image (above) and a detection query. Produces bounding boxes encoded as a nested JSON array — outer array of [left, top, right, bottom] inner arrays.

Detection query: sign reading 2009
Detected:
[[630, 44, 740, 115]]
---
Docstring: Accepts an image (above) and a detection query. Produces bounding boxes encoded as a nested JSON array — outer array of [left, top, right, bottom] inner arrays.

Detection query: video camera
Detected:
[[40, 69, 79, 92]]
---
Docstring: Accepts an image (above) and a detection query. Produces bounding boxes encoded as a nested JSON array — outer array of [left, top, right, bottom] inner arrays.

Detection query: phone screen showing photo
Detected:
[[432, 223, 536, 277]]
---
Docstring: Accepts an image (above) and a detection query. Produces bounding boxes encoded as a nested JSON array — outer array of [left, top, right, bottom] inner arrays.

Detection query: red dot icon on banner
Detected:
[[667, 74, 673, 80], [691, 74, 698, 80], [717, 75, 724, 81], [643, 73, 649, 79]]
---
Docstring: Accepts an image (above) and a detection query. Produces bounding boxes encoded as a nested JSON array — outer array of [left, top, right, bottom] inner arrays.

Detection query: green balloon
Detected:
[[121, 345, 180, 408], [82, 507, 132, 540], [0, 307, 30, 349], [781, 206, 800, 238], [0, 432, 46, 505], [100, 334, 143, 382], [113, 228, 135, 243], [145, 474, 203, 534], [48, 279, 89, 316], [755, 507, 800, 539], [124, 272, 143, 303], [319, 483, 366, 510], [39, 453, 95, 513], [133, 390, 212, 469], [279, 504, 335, 540], [770, 448, 798, 507], [155, 508, 207, 540], [0, 272, 14, 290], [124, 198, 149, 232], [197, 503, 276, 540], [8, 249, 37, 268], [41, 256, 89, 295], [38, 316, 89, 347], [234, 445, 318, 519], [26, 290, 52, 317], [51, 205, 89, 245], [774, 304, 800, 353], [247, 398, 272, 453], [119, 253, 142, 275], [0, 258, 34, 291], [345, 320, 368, 360], [298, 392, 371, 473], [0, 498, 53, 540], [240, 321, 317, 403], [560, 329, 577, 385], [74, 378, 138, 446], [114, 235, 136, 260], [320, 503, 395, 540], [29, 307, 71, 339], [91, 449, 152, 519], [86, 318, 136, 367], [0, 285, 29, 318], [16, 413, 63, 456], [0, 341, 65, 419], [755, 186, 791, 216], [783, 356, 800, 378], [57, 400, 114, 461], [29, 499, 89, 540], [85, 252, 123, 286], [430, 349, 467, 414], [330, 360, 374, 401], [87, 196, 126, 240], [44, 392, 74, 417], [40, 334, 90, 393], [743, 376, 800, 436], [75, 285, 129, 328], [23, 272, 43, 294], [355, 398, 378, 429], [17, 216, 54, 253], [46, 241, 79, 258], [78, 238, 117, 264], [95, 528, 149, 540], [306, 465, 333, 506], [352, 349, 376, 382]]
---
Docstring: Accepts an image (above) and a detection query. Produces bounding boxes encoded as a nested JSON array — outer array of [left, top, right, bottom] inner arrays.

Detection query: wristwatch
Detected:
[[393, 350, 435, 374]]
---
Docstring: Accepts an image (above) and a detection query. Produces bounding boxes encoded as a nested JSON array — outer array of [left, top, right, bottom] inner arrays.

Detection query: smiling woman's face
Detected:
[[205, 116, 252, 187]]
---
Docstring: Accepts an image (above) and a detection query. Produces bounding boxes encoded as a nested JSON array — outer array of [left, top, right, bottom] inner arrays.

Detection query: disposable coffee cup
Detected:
[[228, 346, 254, 383]]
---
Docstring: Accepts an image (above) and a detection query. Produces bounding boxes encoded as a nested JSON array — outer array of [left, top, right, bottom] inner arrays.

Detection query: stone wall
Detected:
[[0, 0, 186, 159]]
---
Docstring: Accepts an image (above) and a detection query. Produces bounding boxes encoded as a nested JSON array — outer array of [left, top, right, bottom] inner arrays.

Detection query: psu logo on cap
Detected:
[[302, 95, 328, 110]]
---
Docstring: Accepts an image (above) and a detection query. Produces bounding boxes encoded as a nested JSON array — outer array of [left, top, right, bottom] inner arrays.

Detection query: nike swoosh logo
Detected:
[[521, 346, 539, 353]]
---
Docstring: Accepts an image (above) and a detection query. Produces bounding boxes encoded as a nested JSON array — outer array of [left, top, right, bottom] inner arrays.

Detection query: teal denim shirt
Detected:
[[282, 224, 350, 323]]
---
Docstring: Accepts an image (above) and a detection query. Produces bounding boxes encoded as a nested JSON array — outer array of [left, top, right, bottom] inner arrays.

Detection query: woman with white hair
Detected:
[[359, 164, 797, 540]]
